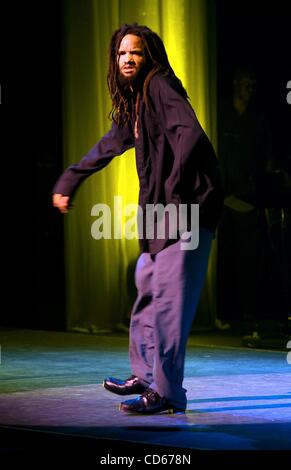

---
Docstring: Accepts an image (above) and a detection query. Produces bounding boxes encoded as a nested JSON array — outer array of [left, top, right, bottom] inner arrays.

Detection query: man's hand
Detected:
[[52, 194, 71, 214]]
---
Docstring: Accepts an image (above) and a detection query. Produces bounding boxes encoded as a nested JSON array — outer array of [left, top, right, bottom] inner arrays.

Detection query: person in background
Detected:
[[217, 66, 272, 327]]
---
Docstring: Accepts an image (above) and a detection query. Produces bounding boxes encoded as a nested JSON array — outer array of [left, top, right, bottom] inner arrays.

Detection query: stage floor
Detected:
[[0, 327, 291, 464]]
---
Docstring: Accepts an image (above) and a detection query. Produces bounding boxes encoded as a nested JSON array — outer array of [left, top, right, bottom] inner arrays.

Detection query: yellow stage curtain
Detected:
[[62, 0, 217, 331]]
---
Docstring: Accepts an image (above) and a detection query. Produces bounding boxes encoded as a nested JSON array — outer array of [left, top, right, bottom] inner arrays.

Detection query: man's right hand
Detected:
[[52, 194, 71, 214]]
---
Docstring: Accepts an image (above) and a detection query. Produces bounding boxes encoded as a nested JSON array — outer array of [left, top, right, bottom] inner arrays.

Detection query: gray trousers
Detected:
[[129, 228, 213, 409]]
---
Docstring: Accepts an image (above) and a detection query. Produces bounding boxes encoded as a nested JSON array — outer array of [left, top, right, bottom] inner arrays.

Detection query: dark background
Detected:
[[1, 0, 290, 330], [217, 0, 291, 169], [1, 2, 64, 329]]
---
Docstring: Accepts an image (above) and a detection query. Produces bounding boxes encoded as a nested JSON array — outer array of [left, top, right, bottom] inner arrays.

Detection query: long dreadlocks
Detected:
[[107, 23, 188, 127]]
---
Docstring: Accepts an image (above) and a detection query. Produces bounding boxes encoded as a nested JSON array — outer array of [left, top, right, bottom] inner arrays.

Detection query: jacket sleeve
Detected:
[[53, 121, 134, 196], [151, 75, 204, 185], [149, 74, 224, 230], [157, 77, 203, 160]]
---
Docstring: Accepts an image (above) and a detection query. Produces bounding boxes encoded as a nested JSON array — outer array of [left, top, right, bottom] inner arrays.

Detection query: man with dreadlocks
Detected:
[[53, 24, 223, 414]]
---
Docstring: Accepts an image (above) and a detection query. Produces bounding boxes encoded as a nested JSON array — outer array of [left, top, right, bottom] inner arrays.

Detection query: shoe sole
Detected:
[[119, 403, 186, 414]]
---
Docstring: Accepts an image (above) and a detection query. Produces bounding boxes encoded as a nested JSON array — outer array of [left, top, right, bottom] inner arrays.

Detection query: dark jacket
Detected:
[[53, 72, 223, 253]]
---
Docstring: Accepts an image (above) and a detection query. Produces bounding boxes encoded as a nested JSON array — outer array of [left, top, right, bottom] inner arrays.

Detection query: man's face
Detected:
[[118, 34, 146, 84]]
